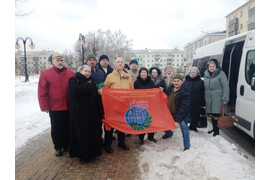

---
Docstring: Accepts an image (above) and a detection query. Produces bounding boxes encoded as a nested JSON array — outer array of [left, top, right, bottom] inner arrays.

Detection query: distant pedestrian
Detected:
[[68, 65, 103, 165], [38, 52, 75, 157], [134, 67, 157, 145], [204, 59, 229, 137], [149, 66, 166, 92], [163, 65, 174, 89], [162, 73, 191, 151], [128, 59, 139, 83], [25, 73, 29, 82], [184, 67, 205, 132]]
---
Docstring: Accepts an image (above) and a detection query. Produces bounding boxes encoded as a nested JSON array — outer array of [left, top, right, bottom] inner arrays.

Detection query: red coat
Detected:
[[38, 65, 75, 111]]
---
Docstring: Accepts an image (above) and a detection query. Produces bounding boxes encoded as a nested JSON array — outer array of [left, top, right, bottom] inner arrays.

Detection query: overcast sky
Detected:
[[14, 0, 248, 53]]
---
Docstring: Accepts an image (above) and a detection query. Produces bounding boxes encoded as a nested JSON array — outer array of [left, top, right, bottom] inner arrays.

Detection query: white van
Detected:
[[192, 30, 255, 139]]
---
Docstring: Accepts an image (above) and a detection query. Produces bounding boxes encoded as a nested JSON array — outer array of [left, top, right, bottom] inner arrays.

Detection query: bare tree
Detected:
[[84, 29, 106, 57], [62, 49, 74, 68], [73, 29, 133, 66], [15, 0, 35, 17]]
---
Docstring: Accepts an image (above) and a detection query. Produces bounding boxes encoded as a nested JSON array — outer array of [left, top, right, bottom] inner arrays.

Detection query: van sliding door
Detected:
[[221, 36, 246, 113]]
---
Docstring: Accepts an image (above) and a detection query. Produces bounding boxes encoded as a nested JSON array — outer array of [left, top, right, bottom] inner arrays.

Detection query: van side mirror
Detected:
[[251, 77, 255, 91]]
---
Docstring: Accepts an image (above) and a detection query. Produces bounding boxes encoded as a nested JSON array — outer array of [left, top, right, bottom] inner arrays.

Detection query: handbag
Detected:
[[196, 107, 207, 128], [215, 104, 234, 129]]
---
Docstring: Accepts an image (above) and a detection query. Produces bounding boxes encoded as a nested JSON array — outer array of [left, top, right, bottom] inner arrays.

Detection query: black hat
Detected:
[[99, 55, 109, 62], [124, 64, 130, 70], [129, 59, 138, 65], [139, 67, 148, 75]]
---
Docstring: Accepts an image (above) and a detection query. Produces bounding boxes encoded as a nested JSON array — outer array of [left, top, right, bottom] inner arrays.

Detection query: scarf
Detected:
[[166, 72, 174, 84]]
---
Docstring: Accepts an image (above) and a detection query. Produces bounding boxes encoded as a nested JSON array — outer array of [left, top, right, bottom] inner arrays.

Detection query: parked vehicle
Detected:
[[192, 30, 255, 138]]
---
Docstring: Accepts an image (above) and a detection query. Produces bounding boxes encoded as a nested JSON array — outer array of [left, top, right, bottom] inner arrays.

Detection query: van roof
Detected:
[[193, 30, 255, 59]]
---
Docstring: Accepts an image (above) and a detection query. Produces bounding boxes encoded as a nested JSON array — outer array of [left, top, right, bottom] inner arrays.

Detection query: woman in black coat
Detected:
[[184, 67, 205, 132], [68, 65, 103, 165], [134, 67, 156, 145], [149, 66, 166, 92]]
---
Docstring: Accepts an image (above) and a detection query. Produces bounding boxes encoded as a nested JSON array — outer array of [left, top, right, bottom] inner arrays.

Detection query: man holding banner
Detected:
[[98, 57, 134, 153], [100, 59, 177, 152]]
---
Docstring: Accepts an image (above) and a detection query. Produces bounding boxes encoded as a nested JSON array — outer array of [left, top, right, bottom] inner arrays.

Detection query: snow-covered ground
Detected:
[[139, 130, 255, 180], [15, 75, 255, 179], [15, 75, 50, 152]]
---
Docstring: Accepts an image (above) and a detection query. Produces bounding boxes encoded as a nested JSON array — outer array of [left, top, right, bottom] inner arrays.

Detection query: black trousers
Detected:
[[104, 127, 125, 147], [139, 133, 154, 141], [211, 113, 220, 134], [49, 110, 70, 150]]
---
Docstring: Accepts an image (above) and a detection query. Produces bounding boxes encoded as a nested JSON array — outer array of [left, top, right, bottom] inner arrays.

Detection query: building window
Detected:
[[240, 24, 243, 29], [44, 57, 46, 59], [240, 10, 243, 17]]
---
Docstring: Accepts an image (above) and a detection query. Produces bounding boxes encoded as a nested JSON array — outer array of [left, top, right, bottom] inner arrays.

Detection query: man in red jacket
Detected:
[[38, 52, 75, 157]]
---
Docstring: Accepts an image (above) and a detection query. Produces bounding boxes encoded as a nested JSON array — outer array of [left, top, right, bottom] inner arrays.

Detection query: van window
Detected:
[[245, 50, 255, 85]]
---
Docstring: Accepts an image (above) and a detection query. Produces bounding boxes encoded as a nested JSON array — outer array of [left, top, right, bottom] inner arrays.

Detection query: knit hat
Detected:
[[139, 67, 148, 76], [86, 53, 96, 61], [172, 73, 184, 81], [189, 67, 200, 74], [99, 54, 109, 62], [129, 59, 138, 65]]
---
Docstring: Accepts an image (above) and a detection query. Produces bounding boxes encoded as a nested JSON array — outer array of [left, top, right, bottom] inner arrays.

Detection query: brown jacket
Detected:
[[162, 72, 174, 89], [103, 69, 134, 89], [128, 69, 139, 83]]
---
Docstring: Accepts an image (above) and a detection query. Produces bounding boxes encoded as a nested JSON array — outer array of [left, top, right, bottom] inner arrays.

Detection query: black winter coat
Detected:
[[96, 62, 114, 82], [166, 83, 191, 124], [68, 72, 103, 159], [149, 66, 166, 92], [134, 76, 155, 89], [184, 75, 205, 123]]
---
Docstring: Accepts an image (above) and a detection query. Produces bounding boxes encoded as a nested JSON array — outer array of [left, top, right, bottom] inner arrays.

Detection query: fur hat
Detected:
[[124, 64, 130, 70], [99, 54, 109, 62], [172, 73, 184, 81]]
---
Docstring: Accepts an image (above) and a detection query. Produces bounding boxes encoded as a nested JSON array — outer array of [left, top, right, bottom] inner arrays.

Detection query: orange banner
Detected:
[[101, 88, 176, 134]]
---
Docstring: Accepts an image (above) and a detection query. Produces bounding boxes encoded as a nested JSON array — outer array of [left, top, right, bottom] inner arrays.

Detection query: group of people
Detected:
[[38, 52, 229, 165]]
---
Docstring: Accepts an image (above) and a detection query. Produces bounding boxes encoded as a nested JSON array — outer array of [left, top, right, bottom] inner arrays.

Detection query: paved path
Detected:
[[15, 129, 141, 180]]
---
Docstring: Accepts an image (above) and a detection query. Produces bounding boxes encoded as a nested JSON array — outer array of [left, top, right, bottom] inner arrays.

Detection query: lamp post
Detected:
[[77, 33, 88, 65], [15, 37, 35, 82]]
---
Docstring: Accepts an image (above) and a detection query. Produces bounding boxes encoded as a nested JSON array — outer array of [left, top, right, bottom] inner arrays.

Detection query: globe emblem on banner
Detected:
[[125, 103, 152, 131]]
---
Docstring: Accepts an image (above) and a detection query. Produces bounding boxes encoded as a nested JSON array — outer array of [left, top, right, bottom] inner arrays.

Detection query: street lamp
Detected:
[[77, 33, 88, 65], [15, 37, 35, 82]]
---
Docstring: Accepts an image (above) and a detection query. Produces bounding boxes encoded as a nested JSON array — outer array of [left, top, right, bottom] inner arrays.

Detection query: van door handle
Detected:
[[240, 85, 244, 96]]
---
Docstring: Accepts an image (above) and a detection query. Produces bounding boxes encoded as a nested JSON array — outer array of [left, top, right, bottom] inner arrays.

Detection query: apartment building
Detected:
[[226, 0, 255, 37], [184, 31, 226, 72], [123, 48, 185, 72], [15, 50, 54, 75]]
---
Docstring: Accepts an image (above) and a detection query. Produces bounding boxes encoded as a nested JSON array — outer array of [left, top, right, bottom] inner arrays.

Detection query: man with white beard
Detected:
[[38, 52, 75, 157]]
